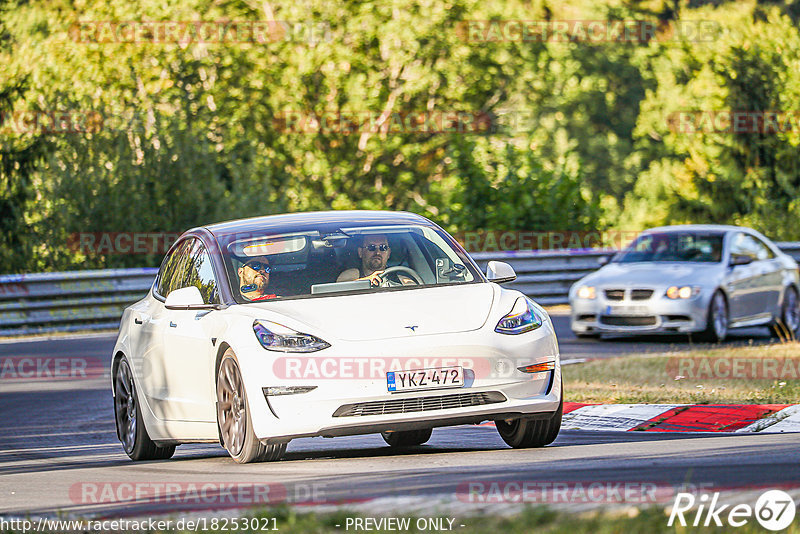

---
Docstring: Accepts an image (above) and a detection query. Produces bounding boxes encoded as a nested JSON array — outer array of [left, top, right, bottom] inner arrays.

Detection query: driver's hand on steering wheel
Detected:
[[363, 270, 385, 287]]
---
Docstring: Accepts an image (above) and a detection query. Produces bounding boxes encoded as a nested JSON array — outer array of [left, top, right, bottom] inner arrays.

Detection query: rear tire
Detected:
[[495, 395, 562, 448], [381, 428, 432, 447], [114, 357, 176, 461], [698, 291, 728, 343], [772, 286, 800, 339], [217, 349, 286, 463]]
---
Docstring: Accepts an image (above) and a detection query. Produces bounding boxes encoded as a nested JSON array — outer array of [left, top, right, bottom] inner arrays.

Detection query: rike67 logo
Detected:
[[668, 490, 796, 531]]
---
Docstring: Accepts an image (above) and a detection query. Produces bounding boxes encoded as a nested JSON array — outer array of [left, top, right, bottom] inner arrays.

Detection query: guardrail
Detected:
[[0, 268, 157, 336], [2, 243, 800, 336]]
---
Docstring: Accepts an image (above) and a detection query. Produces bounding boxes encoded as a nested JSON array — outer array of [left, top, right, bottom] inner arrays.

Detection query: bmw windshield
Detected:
[[221, 224, 480, 303], [615, 232, 724, 263]]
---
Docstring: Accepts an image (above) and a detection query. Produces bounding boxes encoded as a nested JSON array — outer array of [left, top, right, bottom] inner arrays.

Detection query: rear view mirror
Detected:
[[486, 261, 516, 283], [435, 258, 466, 282]]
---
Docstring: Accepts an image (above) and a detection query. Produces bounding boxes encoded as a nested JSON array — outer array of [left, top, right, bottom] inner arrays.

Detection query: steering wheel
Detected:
[[376, 266, 424, 286]]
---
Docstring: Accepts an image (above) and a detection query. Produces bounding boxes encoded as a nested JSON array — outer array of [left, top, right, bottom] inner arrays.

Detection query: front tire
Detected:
[[699, 290, 728, 343], [381, 428, 432, 447], [114, 357, 176, 461], [217, 349, 286, 463], [495, 396, 562, 448]]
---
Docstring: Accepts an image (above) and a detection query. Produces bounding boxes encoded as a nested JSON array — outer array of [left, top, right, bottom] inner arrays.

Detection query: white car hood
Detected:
[[247, 283, 497, 341]]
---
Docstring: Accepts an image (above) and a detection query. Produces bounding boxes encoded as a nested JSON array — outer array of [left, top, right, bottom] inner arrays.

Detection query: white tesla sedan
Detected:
[[570, 225, 800, 342], [112, 211, 562, 463]]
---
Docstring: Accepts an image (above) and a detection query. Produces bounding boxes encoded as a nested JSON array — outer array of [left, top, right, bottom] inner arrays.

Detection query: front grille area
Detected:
[[332, 391, 507, 417], [630, 289, 654, 300], [605, 289, 625, 300], [600, 315, 657, 326]]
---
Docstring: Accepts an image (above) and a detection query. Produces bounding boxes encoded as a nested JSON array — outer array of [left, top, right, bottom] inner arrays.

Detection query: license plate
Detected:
[[606, 305, 650, 316], [387, 366, 464, 393]]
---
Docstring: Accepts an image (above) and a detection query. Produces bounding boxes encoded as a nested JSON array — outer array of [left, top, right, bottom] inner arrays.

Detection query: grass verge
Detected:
[[563, 341, 800, 404]]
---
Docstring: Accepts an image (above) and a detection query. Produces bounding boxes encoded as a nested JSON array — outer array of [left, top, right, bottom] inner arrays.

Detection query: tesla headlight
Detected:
[[253, 320, 330, 352], [666, 286, 701, 299], [576, 285, 596, 299], [495, 297, 544, 335]]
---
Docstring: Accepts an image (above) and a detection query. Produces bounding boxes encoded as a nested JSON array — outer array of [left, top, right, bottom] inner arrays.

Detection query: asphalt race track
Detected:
[[0, 316, 797, 520]]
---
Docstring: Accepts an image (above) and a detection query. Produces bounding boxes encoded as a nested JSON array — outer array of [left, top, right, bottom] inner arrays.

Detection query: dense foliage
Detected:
[[1, 0, 799, 272]]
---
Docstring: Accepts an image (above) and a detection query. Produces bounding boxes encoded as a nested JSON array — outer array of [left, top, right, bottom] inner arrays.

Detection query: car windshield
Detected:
[[615, 232, 724, 263], [222, 223, 479, 302]]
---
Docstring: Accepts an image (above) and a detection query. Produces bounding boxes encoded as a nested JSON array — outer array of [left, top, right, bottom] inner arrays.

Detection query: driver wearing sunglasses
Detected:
[[238, 256, 278, 301], [337, 234, 414, 287]]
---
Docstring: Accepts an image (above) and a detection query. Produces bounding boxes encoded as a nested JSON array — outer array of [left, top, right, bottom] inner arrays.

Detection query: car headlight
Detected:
[[495, 297, 544, 334], [576, 285, 596, 299], [665, 286, 701, 299], [253, 320, 330, 352]]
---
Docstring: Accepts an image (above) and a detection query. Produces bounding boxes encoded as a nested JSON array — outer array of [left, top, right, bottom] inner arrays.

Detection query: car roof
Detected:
[[201, 210, 435, 238], [641, 224, 754, 234]]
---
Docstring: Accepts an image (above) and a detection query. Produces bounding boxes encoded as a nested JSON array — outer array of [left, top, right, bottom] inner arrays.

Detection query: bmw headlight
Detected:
[[576, 285, 596, 299], [495, 297, 544, 334], [666, 286, 701, 299], [253, 320, 330, 352]]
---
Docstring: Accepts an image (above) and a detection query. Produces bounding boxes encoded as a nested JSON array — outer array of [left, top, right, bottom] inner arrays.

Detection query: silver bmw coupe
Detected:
[[570, 225, 800, 341]]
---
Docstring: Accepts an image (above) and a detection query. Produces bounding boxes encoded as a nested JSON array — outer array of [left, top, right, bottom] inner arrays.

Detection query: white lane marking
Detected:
[[561, 404, 684, 431]]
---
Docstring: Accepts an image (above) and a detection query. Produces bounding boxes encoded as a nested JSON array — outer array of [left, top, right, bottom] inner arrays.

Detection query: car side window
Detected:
[[731, 233, 773, 261], [156, 239, 195, 298], [183, 241, 220, 304], [752, 236, 775, 260], [730, 233, 756, 261]]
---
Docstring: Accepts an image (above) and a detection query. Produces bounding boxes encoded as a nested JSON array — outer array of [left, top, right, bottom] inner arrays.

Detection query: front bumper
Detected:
[[237, 320, 562, 442], [570, 290, 709, 335]]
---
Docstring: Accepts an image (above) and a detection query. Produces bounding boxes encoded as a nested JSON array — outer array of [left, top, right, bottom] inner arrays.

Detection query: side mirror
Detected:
[[729, 254, 753, 267], [486, 261, 516, 283], [165, 286, 213, 310], [597, 255, 612, 267]]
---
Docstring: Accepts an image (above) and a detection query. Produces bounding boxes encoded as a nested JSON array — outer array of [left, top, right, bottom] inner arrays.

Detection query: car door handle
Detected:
[[134, 318, 143, 325], [169, 321, 177, 328]]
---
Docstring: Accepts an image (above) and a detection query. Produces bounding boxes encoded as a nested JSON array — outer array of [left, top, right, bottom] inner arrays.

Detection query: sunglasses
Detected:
[[244, 261, 271, 273], [362, 244, 389, 252]]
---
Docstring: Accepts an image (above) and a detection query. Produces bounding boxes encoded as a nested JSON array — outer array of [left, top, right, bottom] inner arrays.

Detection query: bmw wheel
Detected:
[[217, 349, 286, 463], [772, 287, 800, 339], [495, 395, 562, 448], [114, 357, 175, 461], [381, 428, 432, 447], [699, 291, 728, 343]]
